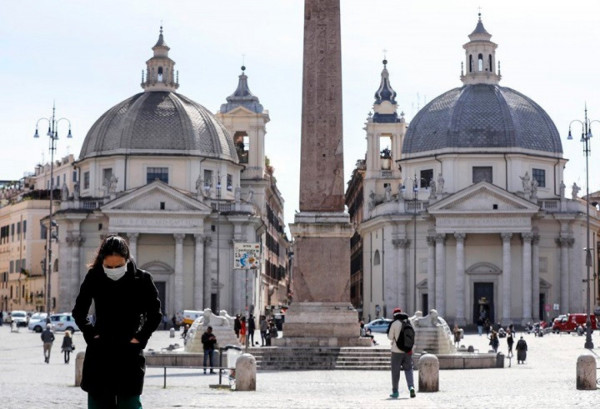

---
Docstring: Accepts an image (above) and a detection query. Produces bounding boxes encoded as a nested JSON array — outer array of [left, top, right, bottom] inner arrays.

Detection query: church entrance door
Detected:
[[473, 282, 494, 324]]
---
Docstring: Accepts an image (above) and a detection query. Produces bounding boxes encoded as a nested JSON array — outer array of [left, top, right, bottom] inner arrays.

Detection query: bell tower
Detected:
[[460, 14, 501, 85], [141, 26, 180, 92]]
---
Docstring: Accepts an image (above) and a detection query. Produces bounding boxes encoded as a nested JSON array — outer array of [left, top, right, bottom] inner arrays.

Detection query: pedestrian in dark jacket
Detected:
[[489, 330, 500, 353], [72, 235, 162, 409], [41, 324, 55, 363], [506, 329, 514, 356], [201, 326, 217, 374], [61, 330, 74, 364], [248, 314, 256, 346], [516, 336, 528, 364], [234, 315, 241, 338]]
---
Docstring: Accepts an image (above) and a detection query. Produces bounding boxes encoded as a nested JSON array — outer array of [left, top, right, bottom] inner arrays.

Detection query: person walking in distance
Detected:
[[239, 316, 247, 346], [259, 316, 268, 346], [61, 330, 74, 364], [516, 336, 528, 364], [72, 235, 162, 409], [387, 307, 416, 399], [201, 326, 217, 374], [41, 324, 55, 363], [247, 314, 256, 346]]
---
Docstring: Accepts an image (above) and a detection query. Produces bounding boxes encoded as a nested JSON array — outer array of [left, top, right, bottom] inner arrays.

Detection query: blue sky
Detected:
[[1, 0, 599, 227]]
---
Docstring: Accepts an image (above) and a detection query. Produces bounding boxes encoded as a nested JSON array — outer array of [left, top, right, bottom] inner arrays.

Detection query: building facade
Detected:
[[21, 29, 291, 318], [355, 16, 600, 326]]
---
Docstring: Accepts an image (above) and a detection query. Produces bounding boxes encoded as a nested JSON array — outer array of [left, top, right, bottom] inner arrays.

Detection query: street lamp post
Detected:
[[568, 106, 598, 350], [34, 104, 72, 315]]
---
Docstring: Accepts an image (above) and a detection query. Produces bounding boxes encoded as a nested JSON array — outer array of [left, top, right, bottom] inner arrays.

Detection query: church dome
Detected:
[[402, 84, 562, 156], [402, 15, 562, 157], [79, 91, 237, 161], [79, 28, 237, 163]]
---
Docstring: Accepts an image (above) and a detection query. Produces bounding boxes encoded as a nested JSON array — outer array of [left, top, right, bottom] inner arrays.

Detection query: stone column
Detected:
[[174, 234, 185, 314], [454, 233, 466, 326], [427, 236, 436, 312], [392, 238, 410, 311], [556, 236, 570, 314], [193, 234, 205, 310], [532, 234, 540, 321], [128, 233, 139, 261], [501, 233, 512, 325], [521, 232, 533, 324], [203, 237, 213, 309], [435, 234, 446, 317]]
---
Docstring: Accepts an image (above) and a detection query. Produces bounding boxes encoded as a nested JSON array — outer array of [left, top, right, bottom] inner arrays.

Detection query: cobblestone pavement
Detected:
[[2, 324, 600, 408]]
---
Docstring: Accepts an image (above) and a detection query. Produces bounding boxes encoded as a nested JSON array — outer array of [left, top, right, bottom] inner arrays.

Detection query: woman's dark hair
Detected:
[[89, 235, 131, 269]]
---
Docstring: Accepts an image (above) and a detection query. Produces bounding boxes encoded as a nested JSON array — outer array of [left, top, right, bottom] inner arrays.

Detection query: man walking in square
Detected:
[[201, 326, 217, 374], [387, 307, 416, 399], [41, 324, 55, 363]]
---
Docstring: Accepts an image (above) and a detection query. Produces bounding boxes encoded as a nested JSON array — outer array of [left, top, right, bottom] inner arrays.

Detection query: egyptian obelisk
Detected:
[[276, 0, 366, 347]]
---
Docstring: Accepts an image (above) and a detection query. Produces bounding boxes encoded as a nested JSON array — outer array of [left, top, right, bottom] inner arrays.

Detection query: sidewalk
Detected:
[[1, 324, 599, 408]]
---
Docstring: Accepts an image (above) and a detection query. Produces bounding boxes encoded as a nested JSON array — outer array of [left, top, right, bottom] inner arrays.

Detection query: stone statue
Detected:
[[196, 308, 231, 328], [429, 180, 437, 199], [73, 181, 80, 200], [530, 178, 538, 200], [61, 184, 69, 201], [572, 182, 581, 200], [246, 189, 254, 203], [368, 190, 376, 210], [559, 181, 566, 199], [195, 174, 203, 193], [412, 309, 448, 328], [108, 175, 118, 194], [234, 186, 241, 203], [520, 172, 531, 197], [397, 183, 404, 202], [437, 172, 445, 194], [384, 184, 392, 202]]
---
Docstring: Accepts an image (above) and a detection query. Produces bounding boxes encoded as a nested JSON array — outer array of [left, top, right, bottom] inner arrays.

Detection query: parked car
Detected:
[[28, 313, 49, 333], [49, 313, 79, 332], [364, 318, 393, 333], [552, 313, 598, 334], [9, 310, 28, 327]]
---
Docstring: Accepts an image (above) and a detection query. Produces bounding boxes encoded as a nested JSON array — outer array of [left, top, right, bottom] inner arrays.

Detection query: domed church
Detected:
[[354, 16, 600, 325], [51, 28, 289, 317]]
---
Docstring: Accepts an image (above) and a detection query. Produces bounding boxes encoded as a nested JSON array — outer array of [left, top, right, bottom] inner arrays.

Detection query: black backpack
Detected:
[[395, 320, 415, 352]]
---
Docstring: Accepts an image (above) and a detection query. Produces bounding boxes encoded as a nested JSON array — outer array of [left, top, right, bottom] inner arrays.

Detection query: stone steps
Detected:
[[247, 347, 393, 370]]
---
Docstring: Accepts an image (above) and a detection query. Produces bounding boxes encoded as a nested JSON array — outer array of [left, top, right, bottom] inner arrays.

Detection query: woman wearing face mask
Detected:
[[72, 235, 162, 409]]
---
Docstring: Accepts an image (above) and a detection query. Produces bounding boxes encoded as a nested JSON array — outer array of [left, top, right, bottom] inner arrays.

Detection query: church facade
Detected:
[[41, 29, 290, 318], [354, 16, 600, 326]]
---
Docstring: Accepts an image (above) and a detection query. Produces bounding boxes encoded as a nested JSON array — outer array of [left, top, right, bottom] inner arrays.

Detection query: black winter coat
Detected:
[[72, 261, 162, 396]]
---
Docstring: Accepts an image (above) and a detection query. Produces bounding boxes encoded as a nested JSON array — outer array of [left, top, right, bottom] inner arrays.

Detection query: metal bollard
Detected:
[[75, 351, 86, 386], [235, 353, 256, 391], [418, 354, 439, 392], [169, 327, 175, 338], [576, 354, 597, 390]]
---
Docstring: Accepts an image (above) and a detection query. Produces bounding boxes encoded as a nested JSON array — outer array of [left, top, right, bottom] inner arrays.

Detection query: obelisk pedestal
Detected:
[[273, 0, 368, 347]]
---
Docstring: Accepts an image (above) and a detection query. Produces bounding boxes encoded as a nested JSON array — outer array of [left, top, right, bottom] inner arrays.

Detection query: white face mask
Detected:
[[103, 262, 128, 281]]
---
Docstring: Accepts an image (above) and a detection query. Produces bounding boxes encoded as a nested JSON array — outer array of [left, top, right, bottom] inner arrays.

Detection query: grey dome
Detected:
[[402, 84, 562, 155], [79, 91, 237, 162]]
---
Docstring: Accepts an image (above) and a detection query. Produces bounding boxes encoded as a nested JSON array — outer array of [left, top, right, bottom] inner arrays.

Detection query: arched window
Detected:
[[488, 55, 493, 72], [469, 55, 473, 73], [374, 250, 381, 266], [478, 54, 483, 71], [158, 66, 163, 82]]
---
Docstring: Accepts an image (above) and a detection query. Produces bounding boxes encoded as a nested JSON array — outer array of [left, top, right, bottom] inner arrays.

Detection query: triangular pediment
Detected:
[[428, 182, 539, 215], [102, 180, 212, 213]]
